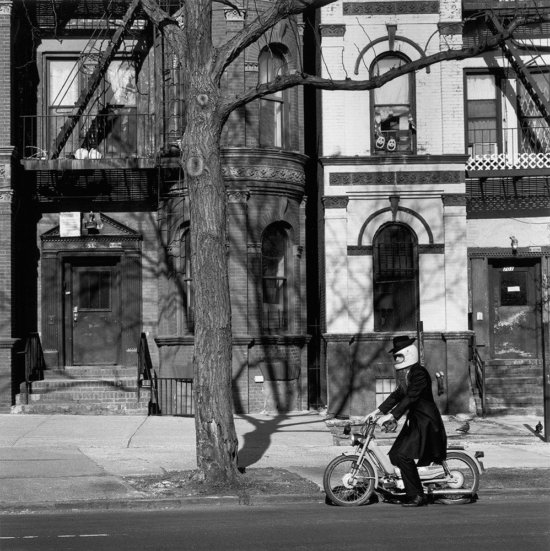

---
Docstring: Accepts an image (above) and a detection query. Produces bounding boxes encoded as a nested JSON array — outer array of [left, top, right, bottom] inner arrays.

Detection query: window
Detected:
[[466, 74, 498, 155], [373, 224, 418, 332], [371, 54, 415, 154], [258, 46, 287, 148], [46, 57, 137, 157], [177, 225, 194, 333], [375, 377, 396, 407], [518, 72, 550, 153], [262, 223, 289, 331]]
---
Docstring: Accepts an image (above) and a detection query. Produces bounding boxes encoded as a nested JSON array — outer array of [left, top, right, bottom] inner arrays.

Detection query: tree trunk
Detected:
[[183, 4, 239, 483]]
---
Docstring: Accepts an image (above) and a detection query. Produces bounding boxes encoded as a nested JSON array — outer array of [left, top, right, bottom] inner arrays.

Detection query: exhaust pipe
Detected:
[[428, 488, 476, 496]]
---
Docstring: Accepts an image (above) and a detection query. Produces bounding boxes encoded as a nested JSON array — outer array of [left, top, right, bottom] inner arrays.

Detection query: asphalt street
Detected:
[[1, 495, 549, 551]]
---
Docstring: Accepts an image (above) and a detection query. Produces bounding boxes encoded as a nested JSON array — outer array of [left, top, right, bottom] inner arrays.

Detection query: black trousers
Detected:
[[389, 450, 423, 498]]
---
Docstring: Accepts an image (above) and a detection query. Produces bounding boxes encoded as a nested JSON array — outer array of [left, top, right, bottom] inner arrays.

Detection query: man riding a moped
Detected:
[[323, 336, 484, 507], [365, 335, 447, 507]]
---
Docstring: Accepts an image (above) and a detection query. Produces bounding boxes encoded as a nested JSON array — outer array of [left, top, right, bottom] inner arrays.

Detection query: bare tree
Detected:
[[138, 0, 542, 485]]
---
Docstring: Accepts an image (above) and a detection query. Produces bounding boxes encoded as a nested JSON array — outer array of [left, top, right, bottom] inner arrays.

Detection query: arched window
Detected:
[[258, 46, 288, 148], [261, 223, 289, 331], [370, 54, 415, 154], [373, 223, 418, 331]]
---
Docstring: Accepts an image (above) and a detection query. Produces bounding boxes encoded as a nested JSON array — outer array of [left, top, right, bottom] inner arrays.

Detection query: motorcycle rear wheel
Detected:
[[435, 451, 480, 505], [323, 455, 376, 507]]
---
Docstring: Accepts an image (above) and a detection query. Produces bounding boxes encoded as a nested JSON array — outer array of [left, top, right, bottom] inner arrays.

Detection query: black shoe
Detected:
[[402, 495, 428, 507]]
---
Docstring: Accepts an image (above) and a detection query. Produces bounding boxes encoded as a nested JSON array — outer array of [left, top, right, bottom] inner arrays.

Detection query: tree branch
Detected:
[[219, 13, 543, 120], [212, 0, 336, 82]]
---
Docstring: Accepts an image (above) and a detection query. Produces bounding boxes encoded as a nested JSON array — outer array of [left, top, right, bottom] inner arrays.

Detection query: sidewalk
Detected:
[[0, 412, 548, 512]]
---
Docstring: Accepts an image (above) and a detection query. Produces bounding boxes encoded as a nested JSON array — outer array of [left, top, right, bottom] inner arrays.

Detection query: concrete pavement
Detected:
[[0, 411, 548, 512]]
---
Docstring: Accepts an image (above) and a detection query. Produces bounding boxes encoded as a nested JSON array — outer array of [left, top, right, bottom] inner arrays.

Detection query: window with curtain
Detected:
[[261, 223, 288, 332], [466, 74, 498, 155], [373, 224, 418, 332], [371, 54, 415, 154], [258, 46, 287, 148]]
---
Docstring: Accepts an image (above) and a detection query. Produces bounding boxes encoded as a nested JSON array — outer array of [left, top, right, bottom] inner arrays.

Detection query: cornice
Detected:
[[320, 154, 469, 166]]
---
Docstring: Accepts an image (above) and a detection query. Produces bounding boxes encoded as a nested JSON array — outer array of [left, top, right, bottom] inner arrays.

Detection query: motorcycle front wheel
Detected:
[[435, 451, 480, 505], [323, 455, 376, 507]]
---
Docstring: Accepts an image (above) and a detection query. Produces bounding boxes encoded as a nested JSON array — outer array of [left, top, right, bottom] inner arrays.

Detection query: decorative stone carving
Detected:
[[343, 2, 439, 15], [226, 189, 250, 203], [0, 190, 13, 202], [222, 165, 305, 184], [0, 3, 11, 16], [322, 196, 349, 209], [244, 61, 258, 72], [330, 171, 462, 186], [320, 24, 346, 37]]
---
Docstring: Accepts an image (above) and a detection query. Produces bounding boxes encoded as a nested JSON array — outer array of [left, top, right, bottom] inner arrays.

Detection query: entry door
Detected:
[[66, 258, 121, 365], [489, 260, 541, 359]]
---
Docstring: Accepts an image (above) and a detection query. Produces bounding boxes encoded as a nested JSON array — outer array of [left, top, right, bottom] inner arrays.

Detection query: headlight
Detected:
[[350, 433, 365, 446]]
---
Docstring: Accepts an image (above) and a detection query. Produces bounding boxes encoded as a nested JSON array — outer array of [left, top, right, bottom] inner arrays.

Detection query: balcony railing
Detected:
[[466, 126, 550, 172], [21, 112, 157, 163]]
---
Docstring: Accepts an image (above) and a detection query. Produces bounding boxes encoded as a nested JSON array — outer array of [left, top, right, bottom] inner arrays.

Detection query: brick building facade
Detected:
[[2, 0, 310, 414]]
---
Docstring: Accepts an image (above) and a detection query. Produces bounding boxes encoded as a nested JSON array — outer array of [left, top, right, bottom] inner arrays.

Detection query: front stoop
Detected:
[[13, 365, 150, 415]]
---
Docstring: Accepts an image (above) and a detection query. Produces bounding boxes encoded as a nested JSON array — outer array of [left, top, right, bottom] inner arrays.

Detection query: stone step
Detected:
[[44, 365, 137, 379], [483, 366, 542, 377], [482, 405, 544, 417], [485, 394, 543, 407], [484, 378, 543, 392], [22, 377, 140, 393], [12, 402, 149, 415]]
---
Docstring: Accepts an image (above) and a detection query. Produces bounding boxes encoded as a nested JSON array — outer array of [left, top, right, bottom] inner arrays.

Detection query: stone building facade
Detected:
[[317, 0, 550, 418]]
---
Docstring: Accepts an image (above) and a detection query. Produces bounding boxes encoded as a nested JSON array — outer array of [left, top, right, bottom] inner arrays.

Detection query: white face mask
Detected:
[[392, 343, 418, 370]]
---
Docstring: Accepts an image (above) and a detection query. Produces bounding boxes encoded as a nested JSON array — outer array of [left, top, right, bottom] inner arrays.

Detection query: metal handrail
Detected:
[[20, 333, 45, 405], [137, 332, 160, 415], [470, 343, 486, 417]]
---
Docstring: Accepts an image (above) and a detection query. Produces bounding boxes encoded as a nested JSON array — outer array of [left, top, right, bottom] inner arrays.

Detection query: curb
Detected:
[[0, 493, 326, 514], [2, 487, 549, 514]]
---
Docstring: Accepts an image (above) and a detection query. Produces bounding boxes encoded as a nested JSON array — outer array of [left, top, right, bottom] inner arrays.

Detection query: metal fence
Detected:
[[156, 377, 194, 417]]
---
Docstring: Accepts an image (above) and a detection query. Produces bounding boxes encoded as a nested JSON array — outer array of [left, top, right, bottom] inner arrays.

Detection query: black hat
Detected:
[[388, 335, 416, 354]]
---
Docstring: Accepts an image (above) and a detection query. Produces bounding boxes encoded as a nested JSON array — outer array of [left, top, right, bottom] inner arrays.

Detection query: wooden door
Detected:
[[489, 260, 541, 359], [66, 258, 121, 365]]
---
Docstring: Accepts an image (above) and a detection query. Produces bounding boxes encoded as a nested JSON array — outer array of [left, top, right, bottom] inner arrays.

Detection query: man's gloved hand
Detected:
[[364, 409, 381, 423], [377, 413, 395, 427]]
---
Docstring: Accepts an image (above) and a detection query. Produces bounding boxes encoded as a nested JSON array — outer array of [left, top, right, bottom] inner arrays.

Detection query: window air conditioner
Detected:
[[473, 142, 497, 156]]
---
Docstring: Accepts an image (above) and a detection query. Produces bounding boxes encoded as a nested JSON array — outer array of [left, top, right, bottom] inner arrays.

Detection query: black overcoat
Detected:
[[378, 363, 447, 465]]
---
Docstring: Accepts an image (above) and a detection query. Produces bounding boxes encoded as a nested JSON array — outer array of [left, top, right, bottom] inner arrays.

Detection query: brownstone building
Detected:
[[2, 0, 311, 414]]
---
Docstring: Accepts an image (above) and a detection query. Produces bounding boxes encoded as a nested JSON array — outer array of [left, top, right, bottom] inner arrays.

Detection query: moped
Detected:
[[323, 419, 484, 507]]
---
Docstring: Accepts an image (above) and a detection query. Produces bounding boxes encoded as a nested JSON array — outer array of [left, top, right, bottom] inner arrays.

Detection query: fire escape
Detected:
[[466, 2, 550, 178], [21, 0, 185, 171]]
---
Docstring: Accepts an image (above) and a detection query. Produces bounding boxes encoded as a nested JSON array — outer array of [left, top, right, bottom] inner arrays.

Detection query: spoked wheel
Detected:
[[323, 455, 376, 507], [435, 451, 480, 505]]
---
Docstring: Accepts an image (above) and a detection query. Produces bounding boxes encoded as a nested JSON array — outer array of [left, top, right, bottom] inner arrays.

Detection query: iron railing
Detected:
[[137, 332, 160, 415], [19, 333, 45, 405], [21, 112, 156, 161], [467, 125, 550, 171], [156, 377, 194, 417]]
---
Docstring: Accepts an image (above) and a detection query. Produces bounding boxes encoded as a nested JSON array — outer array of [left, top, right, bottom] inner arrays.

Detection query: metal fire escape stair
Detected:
[[50, 0, 142, 159], [486, 11, 550, 128]]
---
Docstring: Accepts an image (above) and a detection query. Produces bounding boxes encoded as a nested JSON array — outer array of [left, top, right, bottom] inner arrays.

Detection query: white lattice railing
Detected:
[[466, 152, 550, 171]]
